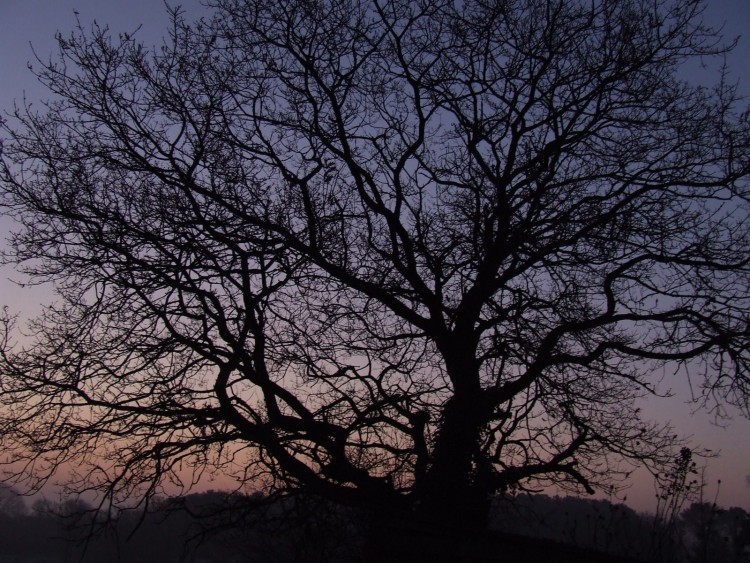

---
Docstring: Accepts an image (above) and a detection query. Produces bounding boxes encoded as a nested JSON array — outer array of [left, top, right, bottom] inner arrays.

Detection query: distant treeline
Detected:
[[490, 493, 750, 563], [0, 485, 747, 562]]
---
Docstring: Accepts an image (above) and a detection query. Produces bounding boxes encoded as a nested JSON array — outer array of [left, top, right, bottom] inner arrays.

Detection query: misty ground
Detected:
[[0, 486, 748, 562]]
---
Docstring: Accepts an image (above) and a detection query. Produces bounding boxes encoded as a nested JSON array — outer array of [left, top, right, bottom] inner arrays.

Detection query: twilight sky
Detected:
[[1, 0, 749, 513]]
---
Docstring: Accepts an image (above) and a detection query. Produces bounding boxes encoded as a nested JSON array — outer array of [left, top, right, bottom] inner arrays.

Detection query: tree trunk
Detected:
[[416, 392, 491, 530], [362, 385, 493, 560]]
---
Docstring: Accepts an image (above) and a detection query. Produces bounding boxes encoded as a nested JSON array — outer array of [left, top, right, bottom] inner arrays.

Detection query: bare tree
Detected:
[[1, 0, 749, 538]]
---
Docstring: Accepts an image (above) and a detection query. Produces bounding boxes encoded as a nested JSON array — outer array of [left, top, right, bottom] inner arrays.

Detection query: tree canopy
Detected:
[[1, 0, 749, 530]]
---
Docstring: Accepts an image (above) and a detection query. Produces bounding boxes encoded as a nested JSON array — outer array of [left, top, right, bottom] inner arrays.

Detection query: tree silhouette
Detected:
[[1, 0, 749, 539]]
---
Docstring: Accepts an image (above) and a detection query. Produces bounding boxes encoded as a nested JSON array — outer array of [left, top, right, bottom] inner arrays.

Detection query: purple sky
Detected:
[[1, 0, 749, 514]]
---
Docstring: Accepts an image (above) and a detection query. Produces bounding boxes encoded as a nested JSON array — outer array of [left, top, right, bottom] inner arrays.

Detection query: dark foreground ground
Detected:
[[1, 490, 747, 562]]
